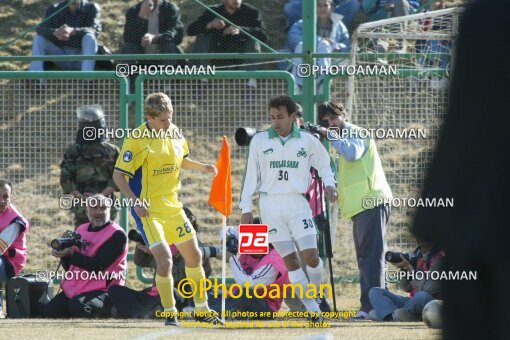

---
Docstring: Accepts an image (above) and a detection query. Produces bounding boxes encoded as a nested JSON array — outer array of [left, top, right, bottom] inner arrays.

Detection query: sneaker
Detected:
[[393, 308, 420, 322], [193, 309, 224, 325], [349, 310, 368, 321], [368, 309, 378, 321], [165, 313, 179, 326], [317, 297, 331, 313], [307, 311, 325, 326]]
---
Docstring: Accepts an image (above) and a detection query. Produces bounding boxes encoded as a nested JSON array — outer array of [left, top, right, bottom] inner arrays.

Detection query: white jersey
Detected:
[[239, 126, 336, 213]]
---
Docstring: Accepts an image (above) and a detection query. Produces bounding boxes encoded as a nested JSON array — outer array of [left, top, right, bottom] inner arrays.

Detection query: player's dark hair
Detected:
[[268, 95, 297, 116], [318, 101, 348, 120], [0, 179, 13, 192]]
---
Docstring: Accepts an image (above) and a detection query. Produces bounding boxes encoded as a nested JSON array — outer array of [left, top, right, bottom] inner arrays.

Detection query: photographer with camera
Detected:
[[316, 101, 393, 320], [108, 206, 221, 318], [0, 179, 30, 318], [43, 194, 127, 318], [239, 95, 337, 323], [368, 239, 445, 321], [204, 225, 290, 318]]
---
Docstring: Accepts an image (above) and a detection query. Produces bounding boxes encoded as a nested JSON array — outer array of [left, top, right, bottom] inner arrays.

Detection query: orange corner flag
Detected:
[[208, 136, 232, 217]]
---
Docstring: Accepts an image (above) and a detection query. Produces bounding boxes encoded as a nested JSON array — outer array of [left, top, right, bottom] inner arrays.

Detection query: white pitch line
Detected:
[[132, 327, 192, 340], [301, 332, 334, 340]]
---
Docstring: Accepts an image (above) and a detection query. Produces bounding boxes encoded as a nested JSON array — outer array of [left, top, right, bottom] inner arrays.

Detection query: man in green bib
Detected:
[[317, 101, 393, 320]]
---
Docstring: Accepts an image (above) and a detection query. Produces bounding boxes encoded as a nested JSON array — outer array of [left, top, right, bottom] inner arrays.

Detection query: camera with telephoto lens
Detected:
[[235, 127, 258, 146], [385, 251, 418, 266], [128, 229, 146, 245], [50, 231, 83, 251], [300, 121, 327, 140]]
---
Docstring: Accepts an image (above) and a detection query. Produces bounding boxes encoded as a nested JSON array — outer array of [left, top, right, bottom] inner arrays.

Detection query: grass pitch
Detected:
[[2, 318, 440, 340]]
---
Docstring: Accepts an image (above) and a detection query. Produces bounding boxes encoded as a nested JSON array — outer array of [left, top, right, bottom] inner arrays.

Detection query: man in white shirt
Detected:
[[239, 95, 337, 322]]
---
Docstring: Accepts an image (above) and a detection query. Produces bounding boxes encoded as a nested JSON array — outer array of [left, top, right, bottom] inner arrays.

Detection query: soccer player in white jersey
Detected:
[[239, 95, 337, 322]]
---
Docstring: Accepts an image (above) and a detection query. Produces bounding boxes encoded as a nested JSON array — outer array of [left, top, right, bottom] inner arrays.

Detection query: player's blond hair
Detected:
[[145, 92, 173, 118]]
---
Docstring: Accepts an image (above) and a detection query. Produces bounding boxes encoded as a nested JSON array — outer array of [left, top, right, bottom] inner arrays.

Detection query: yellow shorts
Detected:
[[140, 196, 196, 247]]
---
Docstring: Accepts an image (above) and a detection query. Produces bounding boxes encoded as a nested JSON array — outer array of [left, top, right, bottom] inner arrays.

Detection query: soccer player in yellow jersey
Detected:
[[113, 92, 222, 326]]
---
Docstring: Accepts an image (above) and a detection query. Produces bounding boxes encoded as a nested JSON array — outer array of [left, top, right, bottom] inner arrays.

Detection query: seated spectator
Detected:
[[284, 0, 360, 33], [334, 0, 362, 33], [43, 194, 128, 318], [363, 0, 419, 22], [187, 0, 267, 70], [287, 0, 350, 89], [0, 179, 30, 318], [202, 226, 290, 319], [284, 0, 303, 31], [29, 0, 101, 74], [123, 0, 184, 65], [368, 239, 445, 321], [108, 207, 220, 318]]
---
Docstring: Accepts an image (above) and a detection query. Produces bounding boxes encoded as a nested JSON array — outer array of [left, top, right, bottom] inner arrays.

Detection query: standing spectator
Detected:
[[60, 105, 119, 228], [123, 0, 184, 65], [187, 0, 267, 69], [29, 0, 101, 74], [0, 180, 30, 318]]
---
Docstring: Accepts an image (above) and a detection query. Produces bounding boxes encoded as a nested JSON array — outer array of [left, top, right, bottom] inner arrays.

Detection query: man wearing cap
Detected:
[[317, 100, 393, 320], [60, 105, 120, 227]]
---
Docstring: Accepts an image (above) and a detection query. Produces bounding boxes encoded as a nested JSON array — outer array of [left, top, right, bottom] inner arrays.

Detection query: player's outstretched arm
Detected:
[[181, 158, 217, 175]]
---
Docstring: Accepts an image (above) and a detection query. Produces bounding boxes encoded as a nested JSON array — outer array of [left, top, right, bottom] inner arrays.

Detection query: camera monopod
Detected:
[[312, 169, 337, 312]]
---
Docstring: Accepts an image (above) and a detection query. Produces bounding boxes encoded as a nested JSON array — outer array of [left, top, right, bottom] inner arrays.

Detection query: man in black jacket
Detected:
[[29, 0, 101, 72], [187, 0, 267, 69], [123, 0, 183, 64]]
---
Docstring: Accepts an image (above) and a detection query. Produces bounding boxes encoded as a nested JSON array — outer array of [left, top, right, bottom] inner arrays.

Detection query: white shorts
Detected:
[[259, 193, 318, 243]]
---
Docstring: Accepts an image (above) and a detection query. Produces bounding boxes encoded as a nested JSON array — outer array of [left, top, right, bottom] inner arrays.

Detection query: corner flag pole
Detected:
[[208, 136, 232, 324]]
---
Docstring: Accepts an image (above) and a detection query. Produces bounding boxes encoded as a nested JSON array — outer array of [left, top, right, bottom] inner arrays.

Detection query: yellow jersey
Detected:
[[114, 122, 188, 205]]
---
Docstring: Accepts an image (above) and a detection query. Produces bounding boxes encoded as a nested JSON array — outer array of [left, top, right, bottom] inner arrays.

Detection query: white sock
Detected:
[[306, 258, 324, 297], [288, 268, 320, 314]]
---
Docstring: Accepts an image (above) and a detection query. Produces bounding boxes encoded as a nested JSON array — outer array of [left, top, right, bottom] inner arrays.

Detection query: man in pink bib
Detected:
[[0, 179, 30, 317], [43, 194, 127, 318]]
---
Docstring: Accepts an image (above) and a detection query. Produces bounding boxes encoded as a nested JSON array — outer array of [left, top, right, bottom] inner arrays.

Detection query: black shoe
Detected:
[[307, 312, 324, 326], [193, 310, 224, 325], [165, 313, 179, 326], [318, 297, 331, 313]]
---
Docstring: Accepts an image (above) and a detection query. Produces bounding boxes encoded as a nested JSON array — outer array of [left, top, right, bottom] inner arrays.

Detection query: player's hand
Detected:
[[207, 18, 226, 30], [241, 212, 253, 224], [203, 164, 218, 176], [325, 186, 338, 202], [134, 205, 149, 218], [223, 26, 240, 35], [52, 248, 72, 258]]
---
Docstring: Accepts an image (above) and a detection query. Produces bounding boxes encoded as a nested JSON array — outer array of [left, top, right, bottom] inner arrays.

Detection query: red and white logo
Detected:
[[238, 224, 269, 254]]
